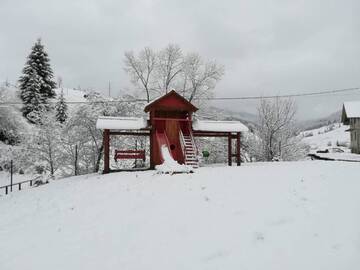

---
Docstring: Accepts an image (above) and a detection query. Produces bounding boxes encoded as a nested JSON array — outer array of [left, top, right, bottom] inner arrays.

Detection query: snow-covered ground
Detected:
[[301, 123, 350, 151], [54, 88, 87, 103], [0, 171, 36, 187], [1, 161, 360, 270]]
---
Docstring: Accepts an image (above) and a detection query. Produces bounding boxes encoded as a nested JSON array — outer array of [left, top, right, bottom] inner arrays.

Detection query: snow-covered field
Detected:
[[1, 161, 360, 270]]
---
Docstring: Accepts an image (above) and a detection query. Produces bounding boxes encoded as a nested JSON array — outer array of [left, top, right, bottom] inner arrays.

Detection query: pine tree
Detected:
[[20, 68, 48, 123], [19, 38, 56, 120], [55, 89, 68, 123]]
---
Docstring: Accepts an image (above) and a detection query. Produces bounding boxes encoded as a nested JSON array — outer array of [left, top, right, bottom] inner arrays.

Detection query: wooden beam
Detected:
[[103, 129, 110, 174], [236, 132, 241, 166], [193, 132, 230, 137], [109, 131, 150, 136], [228, 135, 232, 166]]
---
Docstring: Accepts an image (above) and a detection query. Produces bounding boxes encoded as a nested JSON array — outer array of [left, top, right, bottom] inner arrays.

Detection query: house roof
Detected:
[[341, 101, 360, 124], [192, 119, 249, 132], [96, 116, 148, 130], [144, 90, 198, 113]]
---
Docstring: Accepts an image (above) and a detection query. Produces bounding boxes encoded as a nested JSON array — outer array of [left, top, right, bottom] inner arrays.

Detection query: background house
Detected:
[[341, 101, 360, 153]]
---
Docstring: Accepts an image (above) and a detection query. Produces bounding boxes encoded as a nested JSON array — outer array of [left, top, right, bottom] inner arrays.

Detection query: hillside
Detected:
[[1, 161, 360, 270], [299, 110, 342, 131], [301, 123, 350, 151]]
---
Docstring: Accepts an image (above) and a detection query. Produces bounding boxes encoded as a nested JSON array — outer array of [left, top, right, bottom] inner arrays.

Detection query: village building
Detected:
[[341, 101, 360, 154], [96, 90, 248, 173]]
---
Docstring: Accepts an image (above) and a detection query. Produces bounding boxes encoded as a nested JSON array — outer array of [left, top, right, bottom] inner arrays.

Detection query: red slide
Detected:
[[155, 131, 174, 163]]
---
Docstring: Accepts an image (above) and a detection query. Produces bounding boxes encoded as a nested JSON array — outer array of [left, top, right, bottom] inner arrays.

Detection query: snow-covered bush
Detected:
[[0, 86, 28, 145]]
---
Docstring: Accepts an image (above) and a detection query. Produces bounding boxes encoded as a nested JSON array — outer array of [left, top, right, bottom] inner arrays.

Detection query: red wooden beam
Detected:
[[103, 129, 110, 174], [109, 131, 150, 136], [236, 132, 241, 166], [153, 117, 191, 122], [228, 135, 232, 166]]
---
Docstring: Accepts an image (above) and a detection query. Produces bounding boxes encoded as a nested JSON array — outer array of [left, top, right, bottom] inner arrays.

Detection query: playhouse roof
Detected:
[[144, 90, 198, 113], [192, 119, 249, 132], [342, 101, 360, 124], [96, 116, 148, 130]]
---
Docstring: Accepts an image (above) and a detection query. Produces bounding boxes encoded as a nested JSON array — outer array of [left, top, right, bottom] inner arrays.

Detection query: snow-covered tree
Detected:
[[124, 44, 224, 104], [156, 44, 183, 93], [255, 98, 306, 161], [55, 89, 68, 123], [124, 47, 157, 102], [179, 53, 224, 104], [19, 38, 56, 120], [19, 69, 49, 123], [27, 112, 62, 175]]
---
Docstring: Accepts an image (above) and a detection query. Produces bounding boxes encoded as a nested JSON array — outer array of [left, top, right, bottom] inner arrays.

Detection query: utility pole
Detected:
[[108, 81, 111, 97]]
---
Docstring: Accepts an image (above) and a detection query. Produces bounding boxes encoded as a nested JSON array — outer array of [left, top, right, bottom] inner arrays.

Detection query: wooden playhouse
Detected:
[[96, 90, 248, 173]]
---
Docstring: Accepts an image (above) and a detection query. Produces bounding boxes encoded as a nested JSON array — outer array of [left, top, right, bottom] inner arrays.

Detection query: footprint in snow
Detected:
[[254, 232, 265, 242]]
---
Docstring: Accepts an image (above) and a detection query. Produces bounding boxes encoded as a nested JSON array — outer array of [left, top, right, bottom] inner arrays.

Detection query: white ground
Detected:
[[1, 161, 360, 270]]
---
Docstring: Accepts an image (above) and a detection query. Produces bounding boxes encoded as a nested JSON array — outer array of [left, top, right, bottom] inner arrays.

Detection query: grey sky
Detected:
[[1, 0, 359, 120]]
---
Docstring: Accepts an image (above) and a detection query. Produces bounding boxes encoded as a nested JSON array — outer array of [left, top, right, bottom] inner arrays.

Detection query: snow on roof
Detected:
[[96, 116, 148, 130], [343, 101, 360, 118], [192, 119, 248, 132]]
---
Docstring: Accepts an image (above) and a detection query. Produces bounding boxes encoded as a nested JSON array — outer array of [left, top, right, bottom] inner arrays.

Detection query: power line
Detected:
[[207, 87, 360, 100], [1, 84, 360, 106]]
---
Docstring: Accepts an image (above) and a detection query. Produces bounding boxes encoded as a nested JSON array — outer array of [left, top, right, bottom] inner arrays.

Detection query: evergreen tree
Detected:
[[55, 89, 68, 123], [19, 38, 56, 120], [20, 69, 48, 123]]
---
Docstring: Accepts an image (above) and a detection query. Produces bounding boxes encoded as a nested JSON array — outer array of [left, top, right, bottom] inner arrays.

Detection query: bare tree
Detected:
[[180, 53, 224, 102], [124, 47, 157, 102], [156, 44, 183, 93], [124, 45, 224, 104], [256, 98, 305, 161]]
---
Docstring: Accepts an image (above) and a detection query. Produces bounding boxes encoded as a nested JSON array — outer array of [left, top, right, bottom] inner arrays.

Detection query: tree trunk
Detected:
[[95, 144, 104, 173]]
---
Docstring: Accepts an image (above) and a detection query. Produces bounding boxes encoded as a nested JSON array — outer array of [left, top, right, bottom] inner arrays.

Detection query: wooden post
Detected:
[[10, 160, 13, 192], [103, 129, 110, 174], [236, 132, 241, 166], [149, 111, 155, 169], [228, 134, 232, 166]]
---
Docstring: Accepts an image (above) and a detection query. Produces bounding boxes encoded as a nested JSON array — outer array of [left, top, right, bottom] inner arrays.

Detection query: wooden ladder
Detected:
[[182, 133, 199, 168]]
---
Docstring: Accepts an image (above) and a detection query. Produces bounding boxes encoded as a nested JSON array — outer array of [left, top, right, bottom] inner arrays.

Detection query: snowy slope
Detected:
[[301, 123, 350, 150], [1, 161, 360, 270]]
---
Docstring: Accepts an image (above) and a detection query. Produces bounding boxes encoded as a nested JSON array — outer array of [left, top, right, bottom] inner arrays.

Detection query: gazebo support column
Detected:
[[228, 134, 232, 166], [236, 132, 241, 166], [103, 129, 110, 174]]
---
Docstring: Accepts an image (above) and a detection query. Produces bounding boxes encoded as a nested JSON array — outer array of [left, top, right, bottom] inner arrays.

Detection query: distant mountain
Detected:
[[199, 106, 258, 131], [299, 110, 342, 131]]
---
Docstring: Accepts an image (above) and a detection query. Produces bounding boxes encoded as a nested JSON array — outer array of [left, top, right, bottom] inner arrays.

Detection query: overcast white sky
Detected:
[[1, 0, 359, 120]]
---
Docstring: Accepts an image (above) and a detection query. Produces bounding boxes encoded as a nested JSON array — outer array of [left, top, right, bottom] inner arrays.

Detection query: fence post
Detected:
[[10, 160, 13, 192], [74, 144, 78, 176]]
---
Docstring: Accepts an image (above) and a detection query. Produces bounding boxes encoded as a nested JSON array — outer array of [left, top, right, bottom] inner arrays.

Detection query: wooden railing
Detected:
[[188, 122, 198, 156], [179, 129, 186, 158], [0, 175, 43, 195]]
